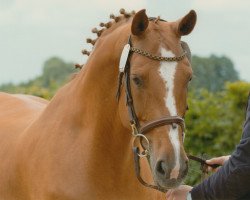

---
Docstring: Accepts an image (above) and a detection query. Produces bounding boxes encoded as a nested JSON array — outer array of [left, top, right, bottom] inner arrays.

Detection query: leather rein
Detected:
[[116, 34, 219, 193]]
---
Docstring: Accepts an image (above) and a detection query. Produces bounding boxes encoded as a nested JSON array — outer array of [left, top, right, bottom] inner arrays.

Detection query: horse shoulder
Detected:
[[0, 92, 49, 199], [0, 92, 48, 134]]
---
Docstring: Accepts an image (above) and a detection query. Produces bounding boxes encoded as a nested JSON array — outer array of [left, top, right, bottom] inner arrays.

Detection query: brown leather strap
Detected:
[[124, 57, 140, 128], [116, 72, 124, 101], [123, 36, 140, 129], [188, 154, 220, 182], [133, 147, 167, 193], [188, 154, 220, 169], [139, 116, 185, 135]]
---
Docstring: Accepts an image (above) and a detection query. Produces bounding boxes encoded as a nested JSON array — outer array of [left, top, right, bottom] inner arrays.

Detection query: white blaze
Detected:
[[158, 47, 180, 179]]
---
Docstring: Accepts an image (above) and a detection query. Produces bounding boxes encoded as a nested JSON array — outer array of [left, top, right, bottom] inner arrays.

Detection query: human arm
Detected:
[[190, 95, 250, 200]]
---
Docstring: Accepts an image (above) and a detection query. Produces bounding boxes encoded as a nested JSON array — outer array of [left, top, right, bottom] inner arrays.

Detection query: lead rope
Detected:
[[187, 154, 220, 182]]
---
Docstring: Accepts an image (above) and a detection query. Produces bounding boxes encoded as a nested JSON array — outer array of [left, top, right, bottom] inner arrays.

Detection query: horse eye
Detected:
[[132, 76, 143, 87]]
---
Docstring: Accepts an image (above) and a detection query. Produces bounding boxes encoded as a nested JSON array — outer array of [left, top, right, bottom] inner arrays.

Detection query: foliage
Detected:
[[190, 55, 239, 92], [0, 57, 76, 99], [42, 57, 75, 87], [185, 81, 250, 185]]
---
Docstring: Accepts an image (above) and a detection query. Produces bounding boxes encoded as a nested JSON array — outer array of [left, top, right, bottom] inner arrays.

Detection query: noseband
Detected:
[[116, 35, 187, 192]]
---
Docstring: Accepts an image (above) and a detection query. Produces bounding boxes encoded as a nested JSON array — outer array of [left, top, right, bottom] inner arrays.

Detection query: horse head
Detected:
[[116, 9, 196, 189]]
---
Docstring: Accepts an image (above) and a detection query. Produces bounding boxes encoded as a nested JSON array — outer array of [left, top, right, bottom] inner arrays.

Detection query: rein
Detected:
[[188, 154, 220, 169], [187, 154, 220, 181]]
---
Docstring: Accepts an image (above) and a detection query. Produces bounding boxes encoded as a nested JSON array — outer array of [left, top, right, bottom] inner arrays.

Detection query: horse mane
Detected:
[[74, 8, 136, 70]]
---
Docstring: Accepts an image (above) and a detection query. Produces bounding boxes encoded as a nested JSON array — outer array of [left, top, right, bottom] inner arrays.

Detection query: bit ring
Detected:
[[132, 134, 150, 157]]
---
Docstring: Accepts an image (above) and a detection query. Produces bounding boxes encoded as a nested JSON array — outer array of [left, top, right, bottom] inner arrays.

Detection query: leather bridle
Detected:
[[116, 33, 220, 193], [114, 14, 221, 191], [116, 35, 187, 192]]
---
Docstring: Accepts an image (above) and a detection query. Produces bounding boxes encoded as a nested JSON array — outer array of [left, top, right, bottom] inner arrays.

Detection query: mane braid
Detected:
[[154, 16, 161, 23], [75, 9, 136, 70], [94, 8, 135, 39]]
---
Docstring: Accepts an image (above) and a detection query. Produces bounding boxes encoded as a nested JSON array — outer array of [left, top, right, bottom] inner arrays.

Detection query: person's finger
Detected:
[[166, 189, 172, 198], [166, 189, 175, 200], [207, 165, 220, 172], [206, 155, 230, 168], [207, 166, 212, 172], [206, 156, 225, 165]]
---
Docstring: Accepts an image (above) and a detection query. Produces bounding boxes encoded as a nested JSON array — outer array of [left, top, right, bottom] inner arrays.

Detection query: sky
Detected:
[[1, 0, 250, 84]]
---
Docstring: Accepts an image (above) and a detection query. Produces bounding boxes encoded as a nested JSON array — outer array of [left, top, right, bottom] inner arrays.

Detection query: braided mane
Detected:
[[75, 8, 135, 69]]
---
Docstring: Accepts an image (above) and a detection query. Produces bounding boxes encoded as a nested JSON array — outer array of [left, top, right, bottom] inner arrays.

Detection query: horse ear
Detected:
[[177, 10, 197, 36], [131, 9, 149, 36]]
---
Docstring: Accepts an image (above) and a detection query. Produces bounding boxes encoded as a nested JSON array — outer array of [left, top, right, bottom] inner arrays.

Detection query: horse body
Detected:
[[0, 92, 48, 200], [0, 9, 196, 200], [0, 80, 163, 200]]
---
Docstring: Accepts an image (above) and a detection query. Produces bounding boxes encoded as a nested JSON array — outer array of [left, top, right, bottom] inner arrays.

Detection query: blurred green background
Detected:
[[1, 55, 249, 186]]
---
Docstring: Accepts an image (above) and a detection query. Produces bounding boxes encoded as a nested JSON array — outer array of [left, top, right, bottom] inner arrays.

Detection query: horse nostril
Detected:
[[156, 160, 168, 177]]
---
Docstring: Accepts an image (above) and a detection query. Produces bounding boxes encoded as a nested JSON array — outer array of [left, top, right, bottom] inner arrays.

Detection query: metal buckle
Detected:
[[132, 134, 150, 157], [131, 123, 139, 136]]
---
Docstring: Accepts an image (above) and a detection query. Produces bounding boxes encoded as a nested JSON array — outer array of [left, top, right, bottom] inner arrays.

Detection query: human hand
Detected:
[[206, 155, 230, 172], [166, 185, 193, 200]]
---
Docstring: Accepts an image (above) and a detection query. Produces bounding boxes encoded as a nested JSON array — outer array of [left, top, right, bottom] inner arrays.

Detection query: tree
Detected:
[[185, 81, 250, 185], [0, 57, 76, 99], [190, 55, 239, 91], [42, 57, 75, 87]]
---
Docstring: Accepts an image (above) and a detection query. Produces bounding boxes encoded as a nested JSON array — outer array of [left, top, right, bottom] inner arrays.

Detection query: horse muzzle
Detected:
[[153, 156, 189, 188]]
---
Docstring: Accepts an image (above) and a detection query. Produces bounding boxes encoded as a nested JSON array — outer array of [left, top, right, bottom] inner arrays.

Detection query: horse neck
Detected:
[[44, 33, 136, 179], [35, 30, 161, 198], [76, 39, 140, 188]]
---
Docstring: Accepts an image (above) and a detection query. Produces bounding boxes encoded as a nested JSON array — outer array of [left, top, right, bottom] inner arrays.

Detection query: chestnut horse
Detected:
[[0, 9, 196, 200]]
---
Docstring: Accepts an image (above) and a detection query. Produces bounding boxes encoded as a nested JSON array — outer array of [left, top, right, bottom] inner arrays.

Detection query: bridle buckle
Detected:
[[131, 122, 139, 136]]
